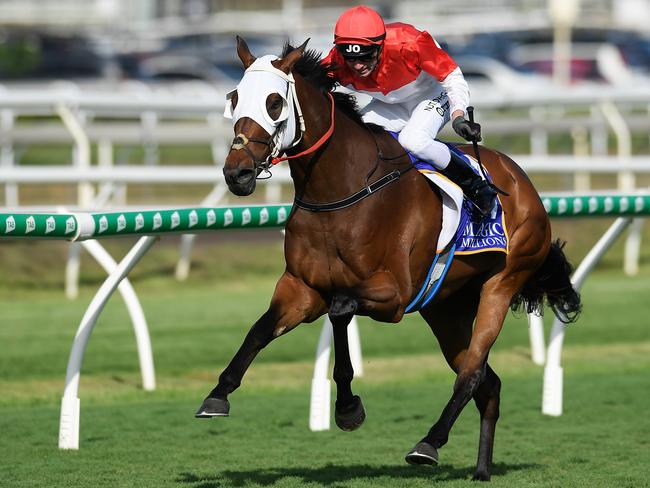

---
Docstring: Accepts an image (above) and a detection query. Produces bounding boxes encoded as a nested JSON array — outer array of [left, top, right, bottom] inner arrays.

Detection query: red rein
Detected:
[[271, 92, 335, 165]]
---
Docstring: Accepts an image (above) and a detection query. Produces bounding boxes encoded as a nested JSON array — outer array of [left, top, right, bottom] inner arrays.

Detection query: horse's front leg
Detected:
[[195, 272, 325, 417], [329, 294, 366, 431], [329, 270, 404, 431]]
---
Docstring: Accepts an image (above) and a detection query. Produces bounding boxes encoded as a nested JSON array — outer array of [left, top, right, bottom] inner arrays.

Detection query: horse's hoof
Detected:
[[334, 395, 366, 431], [195, 397, 230, 418], [472, 470, 491, 481], [405, 441, 439, 466]]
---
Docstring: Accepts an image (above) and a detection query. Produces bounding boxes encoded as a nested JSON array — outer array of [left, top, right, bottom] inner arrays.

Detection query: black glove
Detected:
[[452, 116, 482, 142]]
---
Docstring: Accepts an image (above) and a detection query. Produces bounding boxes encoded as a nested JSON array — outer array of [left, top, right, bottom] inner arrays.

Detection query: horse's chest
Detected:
[[287, 229, 375, 290]]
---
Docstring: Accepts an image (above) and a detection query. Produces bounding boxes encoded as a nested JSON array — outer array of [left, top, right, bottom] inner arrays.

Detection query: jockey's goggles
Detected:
[[337, 43, 380, 61]]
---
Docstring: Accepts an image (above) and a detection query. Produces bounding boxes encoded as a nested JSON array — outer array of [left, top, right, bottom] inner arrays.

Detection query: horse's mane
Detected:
[[282, 43, 382, 132]]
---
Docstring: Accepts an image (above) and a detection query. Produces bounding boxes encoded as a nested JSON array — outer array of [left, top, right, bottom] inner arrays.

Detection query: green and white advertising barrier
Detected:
[[1, 205, 293, 240], [2, 196, 649, 240], [541, 194, 650, 216]]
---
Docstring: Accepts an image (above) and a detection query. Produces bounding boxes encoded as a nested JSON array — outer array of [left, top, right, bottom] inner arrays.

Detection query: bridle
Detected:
[[228, 132, 279, 178], [229, 90, 336, 178], [227, 62, 335, 178]]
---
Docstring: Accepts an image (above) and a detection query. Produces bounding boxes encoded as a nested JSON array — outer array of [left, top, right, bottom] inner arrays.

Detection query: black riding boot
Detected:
[[442, 152, 497, 217]]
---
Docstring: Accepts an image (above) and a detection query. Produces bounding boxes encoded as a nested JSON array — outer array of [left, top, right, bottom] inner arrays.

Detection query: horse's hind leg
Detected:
[[410, 362, 501, 480], [408, 279, 518, 480], [406, 290, 479, 467], [472, 364, 501, 481], [195, 272, 325, 417], [330, 294, 366, 431]]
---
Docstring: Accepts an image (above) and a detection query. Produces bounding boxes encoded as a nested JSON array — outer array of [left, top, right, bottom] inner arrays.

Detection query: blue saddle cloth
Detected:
[[444, 144, 508, 256], [386, 133, 508, 313]]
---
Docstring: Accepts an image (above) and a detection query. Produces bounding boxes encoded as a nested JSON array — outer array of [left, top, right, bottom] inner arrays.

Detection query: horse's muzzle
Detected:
[[223, 167, 256, 196]]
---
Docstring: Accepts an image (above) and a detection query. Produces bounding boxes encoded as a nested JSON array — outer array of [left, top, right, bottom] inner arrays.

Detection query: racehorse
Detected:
[[196, 37, 581, 481]]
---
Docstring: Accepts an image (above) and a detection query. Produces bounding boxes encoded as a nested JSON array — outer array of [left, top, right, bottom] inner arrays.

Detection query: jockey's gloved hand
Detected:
[[452, 116, 482, 142]]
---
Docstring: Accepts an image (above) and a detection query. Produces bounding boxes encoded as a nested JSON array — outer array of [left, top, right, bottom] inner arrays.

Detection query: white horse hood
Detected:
[[224, 55, 299, 154]]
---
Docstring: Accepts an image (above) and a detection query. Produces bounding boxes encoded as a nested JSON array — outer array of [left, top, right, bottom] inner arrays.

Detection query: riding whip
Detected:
[[467, 106, 509, 197]]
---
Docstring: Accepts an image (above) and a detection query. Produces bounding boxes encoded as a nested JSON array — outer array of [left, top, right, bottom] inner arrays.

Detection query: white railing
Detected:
[[1, 82, 649, 283]]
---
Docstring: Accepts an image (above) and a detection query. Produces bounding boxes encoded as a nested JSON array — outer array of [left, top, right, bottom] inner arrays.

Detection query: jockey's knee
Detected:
[[398, 128, 428, 154], [397, 125, 415, 144], [398, 129, 450, 169]]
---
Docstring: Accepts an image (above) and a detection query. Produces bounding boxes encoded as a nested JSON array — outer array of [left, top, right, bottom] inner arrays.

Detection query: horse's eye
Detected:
[[266, 93, 283, 120]]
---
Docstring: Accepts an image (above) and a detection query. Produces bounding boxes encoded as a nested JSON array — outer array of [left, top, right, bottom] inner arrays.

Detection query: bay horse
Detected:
[[196, 37, 581, 481]]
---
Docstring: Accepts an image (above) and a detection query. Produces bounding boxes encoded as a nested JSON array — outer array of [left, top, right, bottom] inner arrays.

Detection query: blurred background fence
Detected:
[[1, 0, 649, 290], [1, 0, 649, 208], [1, 84, 650, 209]]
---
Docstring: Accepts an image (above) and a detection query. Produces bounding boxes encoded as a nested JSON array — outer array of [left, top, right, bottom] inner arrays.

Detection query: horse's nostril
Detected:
[[235, 168, 254, 185], [224, 167, 255, 187]]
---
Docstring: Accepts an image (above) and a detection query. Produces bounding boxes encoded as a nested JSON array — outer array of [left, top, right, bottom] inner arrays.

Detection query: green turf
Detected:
[[0, 344, 648, 487], [1, 261, 649, 382], [1, 238, 649, 487]]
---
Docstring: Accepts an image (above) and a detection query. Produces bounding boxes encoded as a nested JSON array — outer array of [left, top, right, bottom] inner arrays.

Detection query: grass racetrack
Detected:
[[1, 234, 649, 487]]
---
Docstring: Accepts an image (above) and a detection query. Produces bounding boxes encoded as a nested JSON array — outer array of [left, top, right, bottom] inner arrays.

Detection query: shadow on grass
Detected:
[[177, 461, 538, 487]]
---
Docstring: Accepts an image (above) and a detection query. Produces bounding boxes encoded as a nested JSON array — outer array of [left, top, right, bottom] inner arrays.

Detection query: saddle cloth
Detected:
[[421, 144, 509, 255]]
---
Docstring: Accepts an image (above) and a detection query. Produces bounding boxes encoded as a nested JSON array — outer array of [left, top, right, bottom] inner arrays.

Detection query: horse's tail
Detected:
[[510, 239, 582, 324]]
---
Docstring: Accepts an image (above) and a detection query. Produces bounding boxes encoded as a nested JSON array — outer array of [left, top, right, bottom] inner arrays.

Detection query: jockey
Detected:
[[322, 5, 497, 216]]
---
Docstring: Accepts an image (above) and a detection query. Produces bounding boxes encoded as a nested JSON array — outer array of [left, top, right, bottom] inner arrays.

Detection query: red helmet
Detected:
[[334, 6, 386, 46]]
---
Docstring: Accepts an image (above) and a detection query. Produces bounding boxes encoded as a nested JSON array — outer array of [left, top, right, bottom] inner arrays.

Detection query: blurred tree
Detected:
[[0, 32, 40, 77]]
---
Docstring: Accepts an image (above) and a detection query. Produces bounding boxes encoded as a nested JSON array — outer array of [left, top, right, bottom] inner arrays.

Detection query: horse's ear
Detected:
[[236, 35, 256, 69], [277, 38, 310, 73]]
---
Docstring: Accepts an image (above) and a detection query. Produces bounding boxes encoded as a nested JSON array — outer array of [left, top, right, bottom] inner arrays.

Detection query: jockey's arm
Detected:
[[443, 69, 480, 141], [415, 31, 470, 120], [440, 67, 470, 121]]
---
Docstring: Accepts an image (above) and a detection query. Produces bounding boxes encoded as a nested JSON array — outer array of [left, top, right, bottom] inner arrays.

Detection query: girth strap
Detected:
[[294, 166, 412, 212]]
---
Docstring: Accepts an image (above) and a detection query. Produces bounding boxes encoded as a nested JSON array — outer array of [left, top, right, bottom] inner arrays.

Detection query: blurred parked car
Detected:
[[117, 32, 286, 86], [133, 53, 241, 86], [452, 27, 650, 84], [455, 55, 552, 95]]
